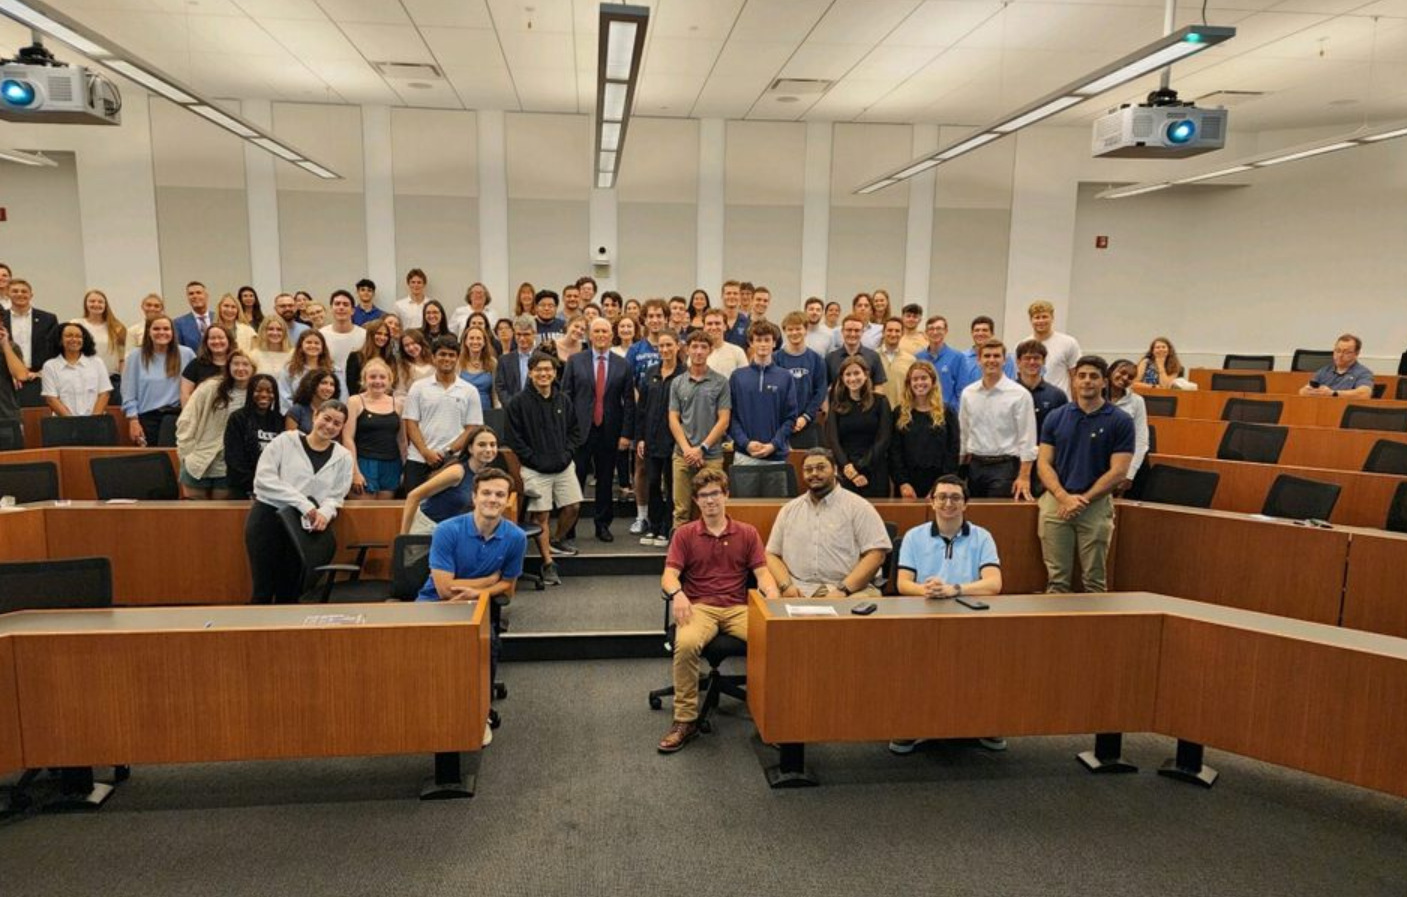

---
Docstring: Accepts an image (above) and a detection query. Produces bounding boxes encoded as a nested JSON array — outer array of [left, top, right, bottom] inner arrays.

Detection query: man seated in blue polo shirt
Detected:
[[890, 473, 1004, 755], [1299, 333, 1375, 399], [417, 467, 527, 743], [1036, 356, 1133, 595]]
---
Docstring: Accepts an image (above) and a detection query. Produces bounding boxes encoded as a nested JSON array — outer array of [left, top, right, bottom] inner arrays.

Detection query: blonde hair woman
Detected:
[[250, 315, 293, 374], [72, 289, 127, 385], [343, 357, 405, 499], [889, 361, 959, 499], [214, 293, 258, 352]]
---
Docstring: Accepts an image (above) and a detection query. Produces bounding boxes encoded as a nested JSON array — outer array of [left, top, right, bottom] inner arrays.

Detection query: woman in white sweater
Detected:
[[245, 399, 354, 603], [1108, 358, 1150, 494], [175, 349, 253, 499]]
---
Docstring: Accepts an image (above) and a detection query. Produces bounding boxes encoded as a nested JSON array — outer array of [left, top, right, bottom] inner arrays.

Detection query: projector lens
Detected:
[[2, 78, 37, 107], [1167, 120, 1197, 145]]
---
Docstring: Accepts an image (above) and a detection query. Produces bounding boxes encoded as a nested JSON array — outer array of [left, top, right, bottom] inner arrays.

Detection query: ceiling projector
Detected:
[[0, 43, 120, 126], [1092, 88, 1225, 159]]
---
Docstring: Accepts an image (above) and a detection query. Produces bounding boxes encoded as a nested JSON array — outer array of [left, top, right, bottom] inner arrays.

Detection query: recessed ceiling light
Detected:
[[776, 96, 799, 104], [1328, 98, 1357, 106], [407, 82, 431, 90]]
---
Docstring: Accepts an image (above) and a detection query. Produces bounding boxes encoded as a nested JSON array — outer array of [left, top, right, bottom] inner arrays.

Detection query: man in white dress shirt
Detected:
[[394, 268, 432, 330], [959, 340, 1037, 500]]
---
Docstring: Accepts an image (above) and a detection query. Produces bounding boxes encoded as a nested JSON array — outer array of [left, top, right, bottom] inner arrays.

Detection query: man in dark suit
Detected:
[[562, 316, 635, 541], [0, 278, 59, 372], [493, 314, 540, 406], [172, 281, 212, 352]]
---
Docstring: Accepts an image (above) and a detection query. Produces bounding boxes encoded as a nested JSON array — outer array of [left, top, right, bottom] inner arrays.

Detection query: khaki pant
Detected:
[[672, 603, 747, 723], [671, 454, 725, 531], [1038, 491, 1115, 593]]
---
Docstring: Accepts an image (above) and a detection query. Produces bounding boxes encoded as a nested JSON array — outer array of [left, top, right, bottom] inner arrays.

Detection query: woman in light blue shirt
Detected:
[[122, 315, 195, 447]]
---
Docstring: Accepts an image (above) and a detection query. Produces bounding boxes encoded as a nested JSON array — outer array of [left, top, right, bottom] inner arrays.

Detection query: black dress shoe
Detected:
[[596, 526, 615, 542]]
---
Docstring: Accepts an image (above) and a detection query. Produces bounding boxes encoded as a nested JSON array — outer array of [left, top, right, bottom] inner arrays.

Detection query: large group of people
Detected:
[[0, 257, 1397, 753]]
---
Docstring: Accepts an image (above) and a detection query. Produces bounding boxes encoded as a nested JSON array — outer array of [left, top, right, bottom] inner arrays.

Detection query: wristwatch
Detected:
[[778, 580, 793, 594], [953, 583, 963, 598], [1332, 390, 1339, 397], [836, 583, 853, 597], [666, 587, 683, 600]]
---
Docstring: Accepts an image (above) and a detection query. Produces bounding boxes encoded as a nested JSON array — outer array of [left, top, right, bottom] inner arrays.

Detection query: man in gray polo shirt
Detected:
[[668, 330, 732, 534]]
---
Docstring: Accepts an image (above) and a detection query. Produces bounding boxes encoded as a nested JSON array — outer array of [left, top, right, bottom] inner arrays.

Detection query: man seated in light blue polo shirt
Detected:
[[417, 467, 527, 743], [890, 473, 1004, 756]]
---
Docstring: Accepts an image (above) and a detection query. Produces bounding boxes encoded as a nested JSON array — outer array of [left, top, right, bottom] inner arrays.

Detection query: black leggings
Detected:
[[245, 501, 303, 603], [138, 406, 179, 447], [645, 454, 674, 537]]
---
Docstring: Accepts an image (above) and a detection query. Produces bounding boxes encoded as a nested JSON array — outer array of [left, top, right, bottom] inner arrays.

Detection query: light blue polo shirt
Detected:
[[417, 515, 527, 601], [897, 521, 1000, 586]]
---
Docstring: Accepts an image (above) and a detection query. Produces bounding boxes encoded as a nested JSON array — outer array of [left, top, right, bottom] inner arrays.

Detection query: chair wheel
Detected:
[[698, 719, 713, 734], [113, 765, 131, 783], [534, 579, 545, 591], [488, 708, 501, 729], [493, 683, 508, 700], [649, 696, 662, 710]]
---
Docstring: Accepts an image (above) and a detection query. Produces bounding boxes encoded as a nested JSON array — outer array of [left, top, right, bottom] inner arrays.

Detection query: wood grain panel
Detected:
[[1155, 615, 1407, 798], [1190, 369, 1404, 399], [1153, 417, 1407, 473], [1148, 454, 1402, 529], [1137, 387, 1407, 428], [0, 507, 48, 562], [13, 621, 484, 766], [0, 638, 23, 777], [749, 608, 1161, 744], [1342, 532, 1407, 639], [58, 448, 178, 501], [21, 407, 134, 449], [1112, 503, 1348, 624]]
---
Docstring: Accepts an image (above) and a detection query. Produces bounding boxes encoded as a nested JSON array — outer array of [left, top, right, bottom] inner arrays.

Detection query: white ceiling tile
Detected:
[[780, 43, 872, 80], [634, 77, 707, 115], [807, 78, 899, 118], [183, 15, 288, 55], [499, 30, 577, 70], [710, 40, 798, 82], [421, 27, 509, 70], [404, 0, 494, 28], [265, 19, 364, 60], [731, 0, 832, 43], [640, 37, 725, 76], [444, 66, 521, 109], [235, 0, 327, 19], [315, 0, 411, 25], [651, 0, 744, 39], [391, 80, 465, 108], [513, 68, 581, 112], [692, 77, 767, 118], [849, 45, 938, 81], [302, 59, 402, 103], [147, 0, 244, 15], [808, 0, 926, 46], [341, 23, 436, 63], [884, 1, 1006, 49], [487, 0, 576, 34]]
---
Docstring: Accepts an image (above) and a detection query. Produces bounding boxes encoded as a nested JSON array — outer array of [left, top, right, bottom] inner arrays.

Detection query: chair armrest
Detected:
[[346, 541, 390, 550], [314, 564, 364, 575]]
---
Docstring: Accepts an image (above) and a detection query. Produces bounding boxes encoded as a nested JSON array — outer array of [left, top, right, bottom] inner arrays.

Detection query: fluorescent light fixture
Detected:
[[1253, 141, 1357, 167], [1105, 182, 1172, 198], [0, 0, 110, 57], [600, 121, 622, 152], [854, 24, 1235, 194], [103, 60, 197, 105], [1173, 165, 1252, 184], [993, 95, 1084, 133], [594, 4, 649, 195], [601, 81, 628, 122], [251, 137, 303, 162], [296, 160, 339, 180], [0, 0, 341, 178], [1363, 127, 1407, 142], [0, 147, 56, 166], [893, 159, 940, 179]]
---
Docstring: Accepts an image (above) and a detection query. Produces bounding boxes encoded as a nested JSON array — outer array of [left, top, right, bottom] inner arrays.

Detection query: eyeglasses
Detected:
[[933, 494, 964, 504], [695, 491, 725, 501]]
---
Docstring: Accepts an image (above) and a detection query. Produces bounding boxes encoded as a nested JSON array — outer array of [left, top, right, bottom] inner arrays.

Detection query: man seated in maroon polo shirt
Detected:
[[658, 467, 778, 753]]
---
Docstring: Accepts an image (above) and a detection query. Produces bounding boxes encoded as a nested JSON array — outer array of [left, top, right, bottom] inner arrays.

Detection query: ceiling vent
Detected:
[[768, 78, 832, 96], [1195, 90, 1266, 107], [374, 62, 445, 81]]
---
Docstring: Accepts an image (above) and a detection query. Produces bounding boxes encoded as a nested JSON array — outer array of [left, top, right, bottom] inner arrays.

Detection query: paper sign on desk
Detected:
[[104, 498, 138, 504], [785, 605, 838, 617], [302, 614, 367, 626]]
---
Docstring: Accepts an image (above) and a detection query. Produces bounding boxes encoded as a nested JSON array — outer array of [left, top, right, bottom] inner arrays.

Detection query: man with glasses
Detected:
[[765, 448, 891, 600], [658, 468, 777, 753], [1299, 333, 1374, 399], [890, 473, 1005, 755]]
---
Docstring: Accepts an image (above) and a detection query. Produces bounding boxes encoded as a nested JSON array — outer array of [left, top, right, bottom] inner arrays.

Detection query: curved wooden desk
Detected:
[[1135, 387, 1407, 428], [1189, 368, 1405, 398], [1154, 417, 1407, 471]]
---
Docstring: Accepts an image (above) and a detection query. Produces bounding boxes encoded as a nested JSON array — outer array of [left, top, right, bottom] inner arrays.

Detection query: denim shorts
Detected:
[[179, 465, 228, 490], [357, 456, 404, 493]]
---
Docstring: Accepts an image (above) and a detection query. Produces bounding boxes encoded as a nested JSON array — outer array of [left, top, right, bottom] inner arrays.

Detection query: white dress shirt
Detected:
[[804, 324, 834, 357], [40, 354, 110, 416], [394, 295, 431, 330], [959, 375, 1038, 461], [8, 307, 33, 364]]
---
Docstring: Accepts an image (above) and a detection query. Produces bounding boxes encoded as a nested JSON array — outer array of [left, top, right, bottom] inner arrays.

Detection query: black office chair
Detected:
[[41, 414, 119, 447], [1222, 354, 1275, 371], [1146, 422, 1158, 455], [0, 557, 126, 812], [1363, 439, 1407, 475], [155, 413, 179, 448], [0, 419, 22, 451], [1261, 474, 1341, 522], [1291, 349, 1333, 373], [1221, 398, 1283, 424], [790, 426, 822, 450], [1136, 464, 1220, 509], [647, 590, 747, 734], [16, 379, 43, 408], [1339, 405, 1407, 433], [1372, 383, 1387, 399], [1209, 373, 1267, 393], [0, 460, 59, 503], [89, 452, 179, 500], [482, 407, 507, 440], [727, 461, 797, 498], [1143, 394, 1178, 418], [1216, 422, 1288, 464], [1397, 379, 1407, 401], [1386, 482, 1407, 534]]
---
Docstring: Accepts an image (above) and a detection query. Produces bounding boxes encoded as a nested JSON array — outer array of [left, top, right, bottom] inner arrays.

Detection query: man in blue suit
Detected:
[[562, 317, 635, 542], [172, 281, 212, 352], [493, 314, 539, 405]]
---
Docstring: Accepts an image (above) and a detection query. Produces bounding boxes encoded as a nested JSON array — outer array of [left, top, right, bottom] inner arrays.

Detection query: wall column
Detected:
[[477, 109, 510, 306], [361, 105, 396, 303], [902, 124, 939, 306], [800, 121, 832, 300], [1002, 128, 1082, 343], [240, 99, 282, 300], [696, 118, 725, 290]]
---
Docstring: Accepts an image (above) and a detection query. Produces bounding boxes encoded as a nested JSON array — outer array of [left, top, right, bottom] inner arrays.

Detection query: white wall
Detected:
[[724, 121, 806, 307], [393, 108, 480, 307], [0, 151, 86, 319]]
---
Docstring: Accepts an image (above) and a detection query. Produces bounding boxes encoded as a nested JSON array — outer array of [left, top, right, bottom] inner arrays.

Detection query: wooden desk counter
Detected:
[[0, 447, 179, 501], [0, 506, 47, 561], [1190, 368, 1404, 399], [1154, 417, 1407, 472], [1110, 502, 1349, 625], [1341, 528, 1407, 639], [0, 637, 22, 778], [1136, 387, 1407, 428], [1147, 454, 1402, 529]]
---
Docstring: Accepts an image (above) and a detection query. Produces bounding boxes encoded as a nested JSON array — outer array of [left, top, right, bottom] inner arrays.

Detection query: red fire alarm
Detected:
[[1095, 235, 1109, 249], [0, 208, 7, 222]]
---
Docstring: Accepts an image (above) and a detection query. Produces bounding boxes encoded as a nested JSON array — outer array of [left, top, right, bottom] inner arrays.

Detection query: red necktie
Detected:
[[593, 355, 606, 427]]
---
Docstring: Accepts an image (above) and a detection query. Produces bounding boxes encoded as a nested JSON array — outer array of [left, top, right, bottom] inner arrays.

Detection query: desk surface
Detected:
[[0, 602, 476, 634]]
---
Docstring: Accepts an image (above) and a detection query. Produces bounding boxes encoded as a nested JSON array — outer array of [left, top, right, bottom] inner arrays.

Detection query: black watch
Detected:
[[837, 583, 853, 597], [666, 587, 682, 600]]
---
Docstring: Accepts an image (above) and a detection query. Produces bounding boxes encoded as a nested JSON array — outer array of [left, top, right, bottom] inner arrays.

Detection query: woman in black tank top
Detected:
[[341, 358, 405, 499]]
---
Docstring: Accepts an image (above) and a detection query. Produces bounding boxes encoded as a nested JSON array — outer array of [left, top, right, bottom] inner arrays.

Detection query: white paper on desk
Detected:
[[785, 604, 838, 617], [104, 498, 138, 504]]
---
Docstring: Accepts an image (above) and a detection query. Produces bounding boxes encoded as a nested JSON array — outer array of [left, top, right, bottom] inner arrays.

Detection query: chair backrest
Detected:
[[16, 378, 44, 408], [0, 419, 24, 451], [1372, 383, 1387, 399], [1146, 422, 1157, 455], [1216, 422, 1288, 464], [1137, 464, 1220, 509], [1143, 394, 1178, 418], [0, 557, 112, 612], [1209, 373, 1266, 393], [1261, 474, 1341, 521], [727, 461, 797, 498], [1221, 398, 1283, 424], [1222, 354, 1274, 371], [1387, 482, 1407, 534], [882, 521, 901, 595], [482, 407, 507, 440], [156, 413, 179, 447], [790, 426, 822, 450], [1363, 439, 1407, 475], [276, 505, 339, 598], [0, 461, 60, 503], [1339, 405, 1407, 433], [40, 413, 119, 447], [89, 452, 180, 500], [389, 534, 434, 601], [1397, 379, 1407, 401], [1291, 349, 1334, 373]]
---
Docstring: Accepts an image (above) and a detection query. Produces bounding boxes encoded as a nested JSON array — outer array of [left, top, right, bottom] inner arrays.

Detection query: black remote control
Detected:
[[850, 602, 878, 615]]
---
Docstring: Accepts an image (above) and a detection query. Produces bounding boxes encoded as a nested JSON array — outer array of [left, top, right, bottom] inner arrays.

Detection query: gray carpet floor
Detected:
[[3, 660, 1405, 896], [507, 573, 661, 632]]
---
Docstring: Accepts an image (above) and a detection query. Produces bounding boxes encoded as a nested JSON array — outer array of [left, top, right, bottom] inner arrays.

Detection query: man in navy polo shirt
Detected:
[[1035, 356, 1134, 593]]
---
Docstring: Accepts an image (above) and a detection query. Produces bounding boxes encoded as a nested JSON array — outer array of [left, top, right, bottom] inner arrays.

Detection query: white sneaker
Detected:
[[483, 721, 494, 746], [978, 736, 1007, 752], [639, 534, 656, 546], [651, 535, 671, 547], [888, 739, 924, 754], [629, 518, 648, 535]]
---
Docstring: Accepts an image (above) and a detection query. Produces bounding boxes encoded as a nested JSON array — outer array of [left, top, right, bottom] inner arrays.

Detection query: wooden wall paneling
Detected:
[[1342, 531, 1407, 639], [0, 507, 49, 562], [1189, 369, 1404, 398], [0, 637, 24, 777]]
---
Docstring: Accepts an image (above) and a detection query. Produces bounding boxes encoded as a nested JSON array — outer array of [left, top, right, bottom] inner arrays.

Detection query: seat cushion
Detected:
[[701, 633, 747, 666]]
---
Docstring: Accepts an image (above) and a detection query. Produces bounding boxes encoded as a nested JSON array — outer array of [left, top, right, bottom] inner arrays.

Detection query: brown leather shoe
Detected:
[[658, 721, 699, 753]]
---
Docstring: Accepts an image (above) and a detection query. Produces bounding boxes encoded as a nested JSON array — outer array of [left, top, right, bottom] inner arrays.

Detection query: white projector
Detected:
[[0, 61, 121, 125], [1092, 103, 1226, 159]]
